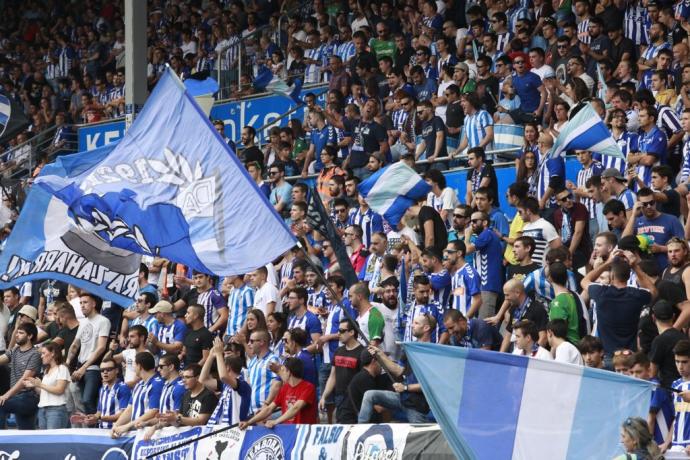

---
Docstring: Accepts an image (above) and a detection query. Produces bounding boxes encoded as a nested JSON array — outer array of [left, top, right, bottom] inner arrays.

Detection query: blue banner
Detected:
[[0, 428, 133, 459], [0, 143, 141, 305], [39, 69, 296, 277], [77, 88, 327, 151]]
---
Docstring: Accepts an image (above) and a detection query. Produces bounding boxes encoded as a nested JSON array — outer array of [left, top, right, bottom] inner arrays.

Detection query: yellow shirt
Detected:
[[504, 213, 525, 264]]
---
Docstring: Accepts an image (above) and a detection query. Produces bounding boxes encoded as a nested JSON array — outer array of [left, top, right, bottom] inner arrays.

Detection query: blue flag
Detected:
[[403, 343, 651, 460], [0, 93, 30, 144], [37, 69, 296, 276], [0, 143, 142, 305], [358, 162, 431, 227], [253, 65, 303, 105], [550, 103, 624, 159]]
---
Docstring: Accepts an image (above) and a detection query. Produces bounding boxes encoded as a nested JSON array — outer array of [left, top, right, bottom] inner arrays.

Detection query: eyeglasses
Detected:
[[157, 363, 171, 369], [338, 328, 351, 334], [100, 367, 116, 373], [639, 200, 656, 208], [415, 52, 425, 56]]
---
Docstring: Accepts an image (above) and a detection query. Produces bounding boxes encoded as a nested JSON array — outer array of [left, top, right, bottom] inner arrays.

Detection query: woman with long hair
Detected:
[[613, 417, 662, 460], [234, 308, 268, 358], [516, 150, 540, 198], [24, 342, 70, 429], [267, 311, 288, 358], [549, 99, 571, 139], [522, 122, 540, 159]]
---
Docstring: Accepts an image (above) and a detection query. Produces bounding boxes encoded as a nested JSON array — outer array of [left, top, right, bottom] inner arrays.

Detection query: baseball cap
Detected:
[[18, 305, 37, 321], [543, 17, 557, 27], [454, 62, 469, 72], [149, 300, 173, 314], [601, 167, 626, 181], [652, 299, 674, 321]]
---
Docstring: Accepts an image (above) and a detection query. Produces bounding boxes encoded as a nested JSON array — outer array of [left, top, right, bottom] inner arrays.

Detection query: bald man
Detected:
[[499, 279, 549, 352]]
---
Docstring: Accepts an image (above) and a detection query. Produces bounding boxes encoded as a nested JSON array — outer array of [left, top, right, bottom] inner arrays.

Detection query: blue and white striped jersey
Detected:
[[130, 374, 164, 421], [576, 161, 604, 218], [428, 269, 452, 310], [450, 263, 481, 316], [523, 267, 579, 303], [605, 131, 638, 174], [160, 376, 186, 413], [577, 18, 591, 45], [197, 288, 227, 331], [672, 378, 690, 447], [208, 377, 252, 425], [403, 301, 446, 343], [462, 109, 494, 156], [624, 3, 649, 45], [226, 283, 254, 336], [348, 207, 385, 249], [245, 352, 281, 413], [97, 380, 131, 428]]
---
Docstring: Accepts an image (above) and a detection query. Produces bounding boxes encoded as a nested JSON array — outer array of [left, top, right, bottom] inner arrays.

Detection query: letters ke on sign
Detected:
[[77, 90, 327, 151]]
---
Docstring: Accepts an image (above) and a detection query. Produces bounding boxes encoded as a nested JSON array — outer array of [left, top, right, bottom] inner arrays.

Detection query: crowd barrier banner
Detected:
[[0, 428, 134, 459], [77, 89, 328, 151], [0, 423, 453, 459]]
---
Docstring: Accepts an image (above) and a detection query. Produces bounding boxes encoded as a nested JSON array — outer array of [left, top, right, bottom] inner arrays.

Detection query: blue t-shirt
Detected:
[[636, 126, 668, 189], [473, 228, 505, 293], [287, 310, 323, 344], [512, 71, 542, 113], [633, 212, 684, 269], [449, 318, 501, 349], [413, 78, 438, 102], [310, 125, 337, 172], [650, 377, 674, 445], [296, 349, 318, 388]]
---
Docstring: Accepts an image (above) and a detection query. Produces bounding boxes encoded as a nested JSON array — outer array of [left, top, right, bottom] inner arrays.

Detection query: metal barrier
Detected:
[[283, 148, 523, 182]]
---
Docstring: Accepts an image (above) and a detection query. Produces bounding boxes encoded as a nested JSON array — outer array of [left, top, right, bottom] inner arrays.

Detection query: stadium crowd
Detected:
[[7, 0, 690, 458]]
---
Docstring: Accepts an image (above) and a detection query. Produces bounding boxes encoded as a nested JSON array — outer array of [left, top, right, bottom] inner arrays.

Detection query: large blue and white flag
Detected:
[[550, 103, 624, 159], [0, 93, 30, 144], [404, 343, 652, 460], [253, 65, 303, 104], [358, 162, 431, 227], [37, 69, 296, 276], [0, 143, 142, 305]]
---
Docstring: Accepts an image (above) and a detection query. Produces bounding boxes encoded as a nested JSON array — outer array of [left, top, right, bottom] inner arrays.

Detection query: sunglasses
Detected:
[[453, 214, 466, 218], [640, 200, 656, 208], [100, 367, 116, 373], [557, 195, 571, 203], [338, 328, 351, 334]]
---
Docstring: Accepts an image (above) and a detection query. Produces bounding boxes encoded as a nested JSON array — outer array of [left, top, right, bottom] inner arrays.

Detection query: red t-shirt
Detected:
[[273, 379, 317, 424]]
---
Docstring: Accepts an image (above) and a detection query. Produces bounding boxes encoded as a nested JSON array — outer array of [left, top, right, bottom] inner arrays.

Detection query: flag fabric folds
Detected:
[[549, 102, 624, 159], [36, 69, 296, 276], [0, 94, 30, 145], [358, 162, 431, 227], [0, 143, 142, 305], [493, 124, 525, 152], [305, 187, 359, 287], [253, 65, 303, 105], [403, 343, 652, 460]]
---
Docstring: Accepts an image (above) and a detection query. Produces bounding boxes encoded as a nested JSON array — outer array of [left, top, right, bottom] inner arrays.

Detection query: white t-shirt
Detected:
[[521, 218, 559, 266], [374, 303, 400, 361], [512, 345, 553, 360], [75, 314, 111, 370], [121, 348, 137, 385], [554, 342, 584, 365], [531, 65, 555, 81], [254, 282, 282, 316], [38, 364, 70, 407]]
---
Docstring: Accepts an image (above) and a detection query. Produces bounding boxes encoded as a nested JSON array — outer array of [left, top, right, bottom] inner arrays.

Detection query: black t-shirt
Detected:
[[609, 37, 635, 67], [333, 344, 364, 396], [477, 76, 499, 114], [505, 298, 549, 333], [183, 327, 213, 367], [39, 280, 69, 304], [658, 189, 680, 217], [506, 262, 540, 282], [445, 101, 464, 136], [350, 120, 386, 168], [340, 369, 378, 424], [241, 146, 264, 167], [421, 116, 447, 158], [418, 205, 448, 254], [650, 327, 686, 388], [181, 387, 219, 418], [349, 51, 378, 75], [465, 163, 498, 206], [58, 324, 80, 369]]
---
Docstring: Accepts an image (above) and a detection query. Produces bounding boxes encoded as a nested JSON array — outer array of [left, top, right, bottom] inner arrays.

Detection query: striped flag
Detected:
[[253, 65, 303, 105], [404, 343, 651, 460], [0, 94, 29, 145], [549, 103, 623, 159], [493, 124, 525, 152], [358, 162, 431, 227]]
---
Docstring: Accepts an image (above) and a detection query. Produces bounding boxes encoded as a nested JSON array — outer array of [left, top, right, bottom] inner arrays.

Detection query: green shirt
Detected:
[[549, 292, 580, 345], [358, 306, 385, 342], [369, 39, 396, 62]]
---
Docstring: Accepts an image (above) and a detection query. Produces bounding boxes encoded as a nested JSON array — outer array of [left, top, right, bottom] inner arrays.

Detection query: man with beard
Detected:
[[378, 278, 401, 360], [443, 309, 501, 350], [464, 211, 504, 318], [623, 187, 684, 270], [403, 276, 447, 344], [661, 237, 690, 301], [444, 240, 481, 318], [506, 236, 540, 282]]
